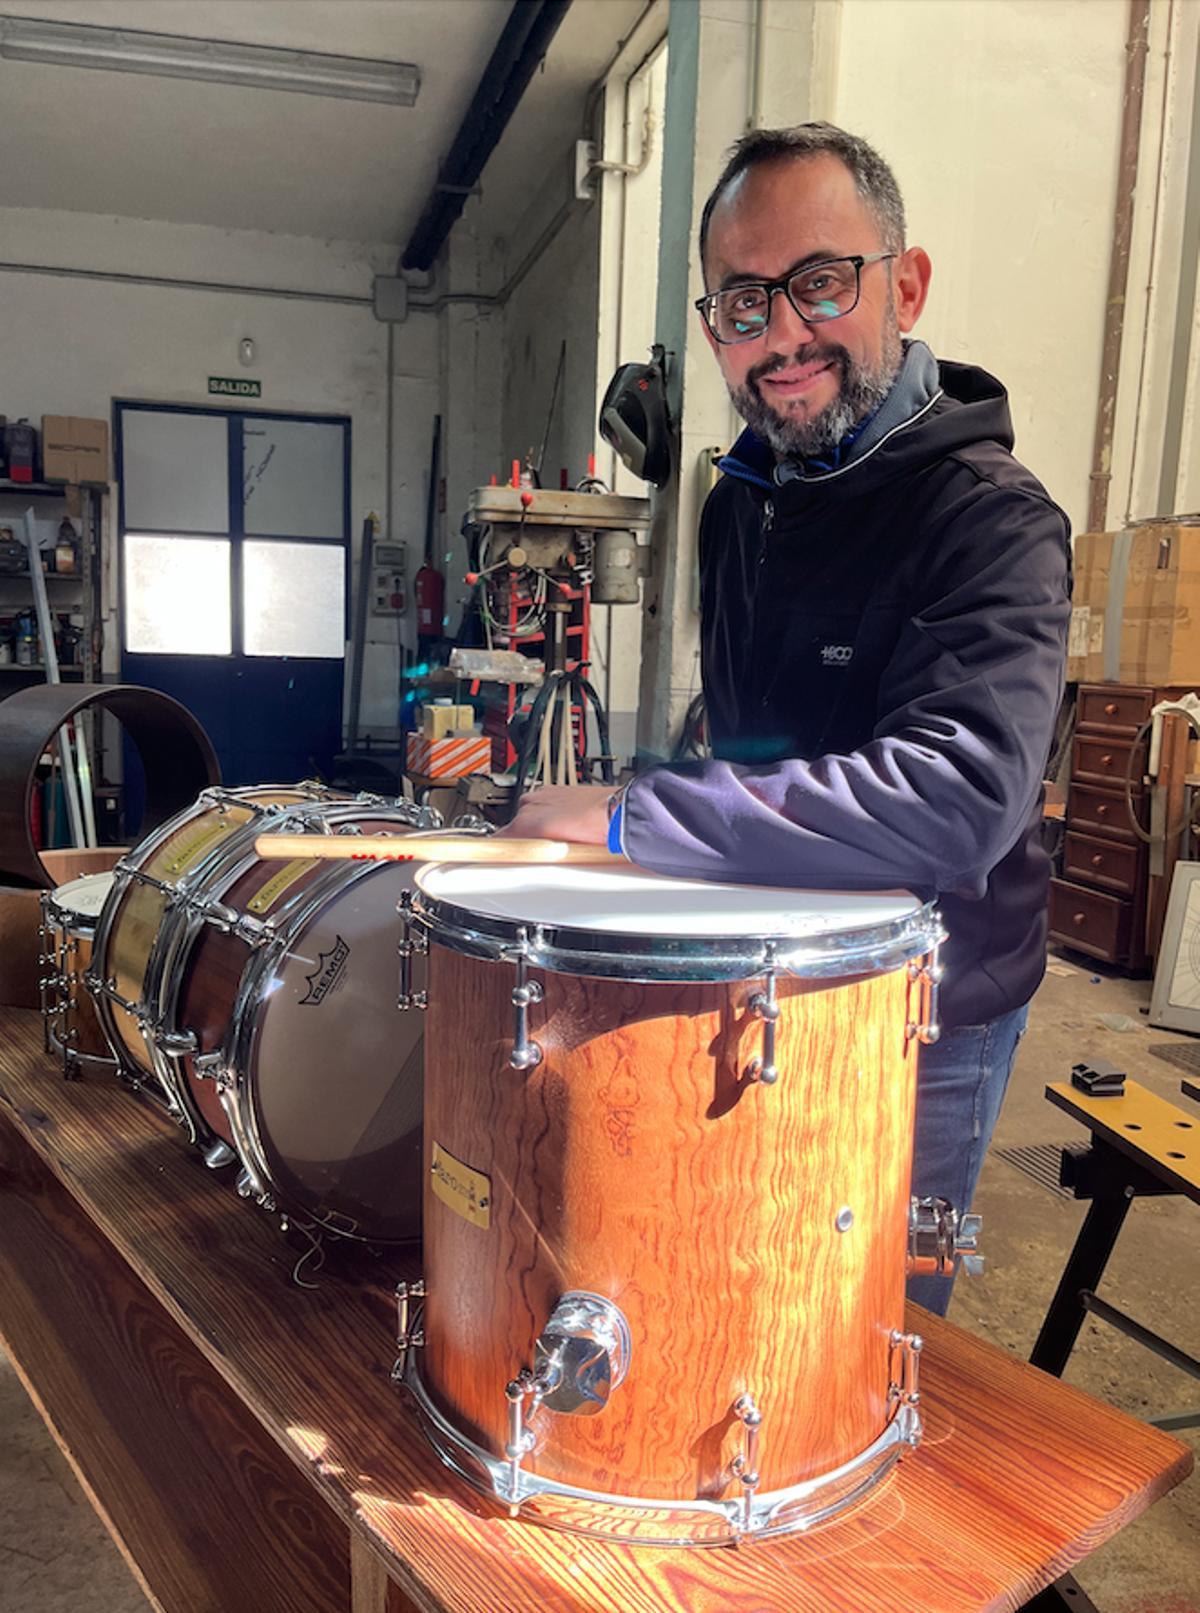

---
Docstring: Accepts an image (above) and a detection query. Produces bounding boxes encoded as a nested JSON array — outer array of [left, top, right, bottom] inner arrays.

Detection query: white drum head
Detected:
[[49, 870, 116, 924], [415, 863, 919, 939]]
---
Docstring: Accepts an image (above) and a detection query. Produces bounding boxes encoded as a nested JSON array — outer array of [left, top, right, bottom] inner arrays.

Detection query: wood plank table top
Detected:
[[0, 1005, 1191, 1613]]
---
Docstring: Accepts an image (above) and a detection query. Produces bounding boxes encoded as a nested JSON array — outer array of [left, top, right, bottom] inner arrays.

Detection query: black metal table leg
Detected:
[[1020, 1571, 1103, 1611], [1030, 1189, 1133, 1376]]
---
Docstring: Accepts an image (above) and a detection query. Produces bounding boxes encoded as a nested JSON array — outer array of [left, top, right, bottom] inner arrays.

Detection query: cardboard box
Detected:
[[1068, 522, 1200, 686], [40, 416, 109, 486], [406, 733, 491, 780], [420, 703, 474, 741]]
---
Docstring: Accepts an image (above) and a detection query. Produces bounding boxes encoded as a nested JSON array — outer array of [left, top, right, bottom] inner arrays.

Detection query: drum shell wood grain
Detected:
[[98, 789, 319, 1073], [44, 918, 108, 1059], [421, 946, 920, 1502]]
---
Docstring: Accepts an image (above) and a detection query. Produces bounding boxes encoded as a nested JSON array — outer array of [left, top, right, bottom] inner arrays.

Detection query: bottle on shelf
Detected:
[[56, 613, 81, 666], [14, 608, 38, 666], [54, 517, 78, 575]]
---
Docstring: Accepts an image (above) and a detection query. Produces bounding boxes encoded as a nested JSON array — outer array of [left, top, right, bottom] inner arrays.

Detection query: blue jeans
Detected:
[[905, 1004, 1029, 1317]]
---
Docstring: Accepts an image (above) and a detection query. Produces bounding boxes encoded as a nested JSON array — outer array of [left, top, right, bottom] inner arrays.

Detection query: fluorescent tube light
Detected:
[[0, 13, 420, 105]]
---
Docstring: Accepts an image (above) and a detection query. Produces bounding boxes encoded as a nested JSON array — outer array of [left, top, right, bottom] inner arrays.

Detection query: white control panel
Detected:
[[372, 541, 407, 614]]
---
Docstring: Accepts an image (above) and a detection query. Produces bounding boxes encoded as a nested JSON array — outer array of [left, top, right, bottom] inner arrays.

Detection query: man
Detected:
[[507, 123, 1071, 1314]]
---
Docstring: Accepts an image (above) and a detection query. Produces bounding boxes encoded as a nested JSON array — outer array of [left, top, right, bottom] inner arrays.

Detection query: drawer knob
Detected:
[[1073, 912, 1087, 925], [1104, 702, 1118, 715], [1091, 854, 1104, 866], [1096, 804, 1109, 816], [1101, 753, 1114, 766]]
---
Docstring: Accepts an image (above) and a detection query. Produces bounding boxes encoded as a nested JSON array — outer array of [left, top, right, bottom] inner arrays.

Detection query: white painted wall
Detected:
[[830, 0, 1134, 536], [500, 205, 601, 493], [1110, 0, 1200, 523], [0, 207, 444, 737]]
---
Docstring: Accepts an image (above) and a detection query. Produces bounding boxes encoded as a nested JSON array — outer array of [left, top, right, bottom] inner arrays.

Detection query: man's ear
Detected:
[[894, 247, 932, 332]]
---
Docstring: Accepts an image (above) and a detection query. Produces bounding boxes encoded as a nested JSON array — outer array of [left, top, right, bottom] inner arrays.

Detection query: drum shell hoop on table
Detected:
[[405, 864, 941, 1539]]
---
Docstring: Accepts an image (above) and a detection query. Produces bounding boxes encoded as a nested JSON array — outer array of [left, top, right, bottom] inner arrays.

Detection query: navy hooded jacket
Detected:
[[618, 355, 1072, 1029]]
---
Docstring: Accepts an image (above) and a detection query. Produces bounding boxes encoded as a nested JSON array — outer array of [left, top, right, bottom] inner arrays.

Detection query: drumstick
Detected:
[[252, 832, 621, 866]]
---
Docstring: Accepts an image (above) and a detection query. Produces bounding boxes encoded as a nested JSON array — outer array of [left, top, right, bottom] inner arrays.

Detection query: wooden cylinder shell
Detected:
[[44, 921, 108, 1059], [99, 789, 319, 1074], [420, 946, 919, 1502]]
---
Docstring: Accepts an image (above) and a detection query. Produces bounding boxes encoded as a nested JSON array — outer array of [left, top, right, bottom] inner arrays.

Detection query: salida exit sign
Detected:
[[209, 376, 262, 398]]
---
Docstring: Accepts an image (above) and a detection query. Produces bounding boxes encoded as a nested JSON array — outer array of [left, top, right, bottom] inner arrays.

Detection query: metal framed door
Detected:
[[116, 401, 350, 788]]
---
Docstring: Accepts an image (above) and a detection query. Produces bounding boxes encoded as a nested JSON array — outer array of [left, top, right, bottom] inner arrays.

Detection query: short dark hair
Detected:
[[698, 122, 907, 274]]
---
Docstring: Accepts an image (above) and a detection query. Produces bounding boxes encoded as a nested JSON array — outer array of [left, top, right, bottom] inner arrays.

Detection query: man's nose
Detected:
[[763, 288, 817, 354]]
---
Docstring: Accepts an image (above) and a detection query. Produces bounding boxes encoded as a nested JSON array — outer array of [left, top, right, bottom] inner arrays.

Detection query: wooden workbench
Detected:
[[0, 1005, 1191, 1613]]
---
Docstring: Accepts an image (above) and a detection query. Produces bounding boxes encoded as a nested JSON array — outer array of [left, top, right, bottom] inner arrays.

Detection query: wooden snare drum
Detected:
[[88, 784, 343, 1131], [396, 864, 944, 1545], [92, 787, 434, 1242], [39, 871, 118, 1077], [159, 810, 429, 1241]]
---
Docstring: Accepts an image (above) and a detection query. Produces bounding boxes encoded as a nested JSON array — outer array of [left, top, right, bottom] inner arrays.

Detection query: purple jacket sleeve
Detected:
[[620, 486, 1070, 897]]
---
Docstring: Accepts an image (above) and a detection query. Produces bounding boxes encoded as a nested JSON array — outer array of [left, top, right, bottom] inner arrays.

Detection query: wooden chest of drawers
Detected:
[[1049, 683, 1154, 969]]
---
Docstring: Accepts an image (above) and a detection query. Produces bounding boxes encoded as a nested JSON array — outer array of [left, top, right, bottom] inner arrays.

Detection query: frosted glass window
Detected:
[[243, 541, 345, 659], [242, 418, 345, 538], [124, 536, 231, 654], [123, 412, 230, 534]]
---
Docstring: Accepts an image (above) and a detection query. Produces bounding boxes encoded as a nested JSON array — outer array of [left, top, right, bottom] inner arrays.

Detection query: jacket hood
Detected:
[[719, 357, 1017, 497]]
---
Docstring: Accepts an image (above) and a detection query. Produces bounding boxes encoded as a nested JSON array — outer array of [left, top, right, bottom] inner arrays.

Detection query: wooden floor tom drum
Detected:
[[397, 864, 944, 1545]]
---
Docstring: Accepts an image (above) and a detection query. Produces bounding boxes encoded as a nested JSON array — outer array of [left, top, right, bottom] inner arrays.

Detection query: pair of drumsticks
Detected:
[[253, 832, 619, 867]]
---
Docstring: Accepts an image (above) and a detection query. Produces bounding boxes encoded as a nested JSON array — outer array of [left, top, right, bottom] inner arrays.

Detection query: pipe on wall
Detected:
[[400, 0, 573, 273], [0, 258, 371, 307], [1087, 0, 1152, 534]]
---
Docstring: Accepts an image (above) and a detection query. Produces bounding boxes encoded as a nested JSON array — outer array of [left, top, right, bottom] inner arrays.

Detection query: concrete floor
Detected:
[[1, 950, 1197, 1612]]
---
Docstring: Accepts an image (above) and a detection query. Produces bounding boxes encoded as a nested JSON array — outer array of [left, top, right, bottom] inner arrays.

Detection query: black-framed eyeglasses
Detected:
[[694, 252, 895, 345]]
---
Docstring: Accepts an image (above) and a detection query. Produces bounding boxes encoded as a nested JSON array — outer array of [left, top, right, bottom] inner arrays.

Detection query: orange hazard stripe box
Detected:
[[405, 733, 492, 779]]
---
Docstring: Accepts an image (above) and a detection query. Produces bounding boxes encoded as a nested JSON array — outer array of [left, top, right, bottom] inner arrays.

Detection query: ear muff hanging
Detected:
[[598, 344, 672, 489]]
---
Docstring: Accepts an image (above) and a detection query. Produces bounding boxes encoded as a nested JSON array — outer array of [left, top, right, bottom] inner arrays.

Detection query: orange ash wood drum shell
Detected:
[[420, 946, 919, 1503]]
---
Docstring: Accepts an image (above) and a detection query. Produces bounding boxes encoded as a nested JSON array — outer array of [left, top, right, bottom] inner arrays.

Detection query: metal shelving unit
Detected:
[[0, 479, 104, 685]]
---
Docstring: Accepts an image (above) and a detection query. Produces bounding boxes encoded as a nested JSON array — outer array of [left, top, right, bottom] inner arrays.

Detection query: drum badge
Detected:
[[299, 936, 350, 1005]]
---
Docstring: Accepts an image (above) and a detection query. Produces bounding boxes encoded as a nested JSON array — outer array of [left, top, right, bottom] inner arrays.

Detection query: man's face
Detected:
[[701, 154, 919, 458]]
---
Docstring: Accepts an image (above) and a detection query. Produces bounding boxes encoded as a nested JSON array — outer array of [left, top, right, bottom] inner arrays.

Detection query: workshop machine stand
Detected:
[[0, 1005, 1191, 1613]]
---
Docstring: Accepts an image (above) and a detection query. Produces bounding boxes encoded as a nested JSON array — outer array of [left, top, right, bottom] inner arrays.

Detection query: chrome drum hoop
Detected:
[[410, 893, 946, 984], [272, 795, 441, 833], [399, 1348, 920, 1547]]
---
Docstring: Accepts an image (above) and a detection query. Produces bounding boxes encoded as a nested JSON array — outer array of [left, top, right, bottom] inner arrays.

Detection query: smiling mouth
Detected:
[[757, 360, 837, 400]]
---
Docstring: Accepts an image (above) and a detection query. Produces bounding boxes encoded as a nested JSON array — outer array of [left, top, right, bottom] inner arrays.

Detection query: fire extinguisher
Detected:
[[416, 413, 444, 644], [414, 558, 444, 637]]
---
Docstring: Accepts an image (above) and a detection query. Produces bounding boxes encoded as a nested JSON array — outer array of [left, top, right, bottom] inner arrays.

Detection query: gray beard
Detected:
[[730, 323, 904, 459]]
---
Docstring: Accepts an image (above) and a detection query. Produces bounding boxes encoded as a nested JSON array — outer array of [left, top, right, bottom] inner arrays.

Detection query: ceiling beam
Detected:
[[400, 0, 572, 273]]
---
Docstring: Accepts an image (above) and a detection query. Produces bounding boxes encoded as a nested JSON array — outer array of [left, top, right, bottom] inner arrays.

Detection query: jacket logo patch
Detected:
[[299, 936, 349, 1004], [820, 643, 854, 666]]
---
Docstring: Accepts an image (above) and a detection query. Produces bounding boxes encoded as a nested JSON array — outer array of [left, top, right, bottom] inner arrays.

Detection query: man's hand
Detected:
[[500, 784, 614, 846]]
